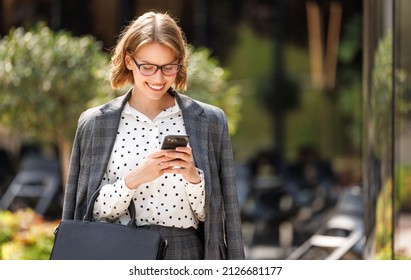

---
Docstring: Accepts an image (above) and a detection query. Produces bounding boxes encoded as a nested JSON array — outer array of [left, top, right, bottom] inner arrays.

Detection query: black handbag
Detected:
[[50, 187, 167, 260]]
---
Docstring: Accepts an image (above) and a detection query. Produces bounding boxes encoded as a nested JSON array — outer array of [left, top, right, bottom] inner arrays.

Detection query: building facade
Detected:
[[363, 0, 411, 259]]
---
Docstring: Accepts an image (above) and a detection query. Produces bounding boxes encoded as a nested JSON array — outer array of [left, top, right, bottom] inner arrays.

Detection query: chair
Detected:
[[0, 154, 61, 216], [286, 185, 364, 260]]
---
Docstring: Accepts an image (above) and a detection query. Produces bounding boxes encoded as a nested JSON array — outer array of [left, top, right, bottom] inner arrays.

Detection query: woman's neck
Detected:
[[128, 90, 174, 120]]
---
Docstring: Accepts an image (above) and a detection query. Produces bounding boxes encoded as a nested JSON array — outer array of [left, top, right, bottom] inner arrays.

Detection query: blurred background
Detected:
[[0, 0, 410, 260]]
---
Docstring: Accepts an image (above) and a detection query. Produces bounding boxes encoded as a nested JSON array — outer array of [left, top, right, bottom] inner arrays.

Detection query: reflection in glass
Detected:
[[394, 0, 411, 260], [363, 0, 394, 259]]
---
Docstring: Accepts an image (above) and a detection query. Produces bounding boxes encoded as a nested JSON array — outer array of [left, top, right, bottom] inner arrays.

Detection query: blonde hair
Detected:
[[110, 11, 189, 91]]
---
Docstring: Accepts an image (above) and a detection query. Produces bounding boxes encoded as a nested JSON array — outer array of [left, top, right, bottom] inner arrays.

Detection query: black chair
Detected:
[[0, 153, 61, 216], [287, 185, 364, 260]]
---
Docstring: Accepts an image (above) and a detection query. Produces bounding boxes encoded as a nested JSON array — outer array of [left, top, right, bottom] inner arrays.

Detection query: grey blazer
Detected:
[[62, 89, 245, 260]]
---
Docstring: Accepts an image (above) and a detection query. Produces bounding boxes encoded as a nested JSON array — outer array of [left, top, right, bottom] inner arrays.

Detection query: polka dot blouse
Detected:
[[93, 100, 205, 229]]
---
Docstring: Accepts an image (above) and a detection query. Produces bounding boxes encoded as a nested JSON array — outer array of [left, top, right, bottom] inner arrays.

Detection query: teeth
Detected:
[[148, 83, 164, 90]]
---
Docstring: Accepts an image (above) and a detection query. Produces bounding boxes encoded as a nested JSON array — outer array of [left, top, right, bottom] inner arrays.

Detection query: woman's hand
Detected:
[[160, 146, 201, 184], [124, 150, 168, 189]]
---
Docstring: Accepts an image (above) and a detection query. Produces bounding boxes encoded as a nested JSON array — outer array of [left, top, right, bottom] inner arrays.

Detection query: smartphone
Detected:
[[161, 135, 189, 150]]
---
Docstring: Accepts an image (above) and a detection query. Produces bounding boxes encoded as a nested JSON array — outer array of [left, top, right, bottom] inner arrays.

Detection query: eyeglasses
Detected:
[[131, 57, 181, 76]]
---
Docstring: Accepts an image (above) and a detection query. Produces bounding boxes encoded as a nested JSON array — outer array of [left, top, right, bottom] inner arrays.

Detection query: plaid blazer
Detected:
[[62, 89, 245, 260]]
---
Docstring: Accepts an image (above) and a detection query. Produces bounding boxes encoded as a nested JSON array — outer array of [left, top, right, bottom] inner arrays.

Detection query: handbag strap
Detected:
[[83, 186, 137, 228]]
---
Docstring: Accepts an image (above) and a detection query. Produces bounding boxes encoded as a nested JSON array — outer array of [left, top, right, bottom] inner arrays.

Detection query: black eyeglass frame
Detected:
[[131, 57, 181, 76]]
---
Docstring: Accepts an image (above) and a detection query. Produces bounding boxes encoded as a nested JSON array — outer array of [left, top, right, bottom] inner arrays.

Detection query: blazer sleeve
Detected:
[[219, 111, 245, 259], [61, 113, 84, 221]]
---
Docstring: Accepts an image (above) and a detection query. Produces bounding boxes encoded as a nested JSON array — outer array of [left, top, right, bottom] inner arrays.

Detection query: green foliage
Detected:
[[372, 33, 393, 119], [226, 24, 274, 81], [227, 19, 364, 160], [337, 85, 362, 150], [338, 15, 362, 64], [335, 15, 363, 152], [0, 208, 59, 260], [374, 179, 393, 260], [0, 22, 111, 143], [395, 165, 411, 212], [370, 33, 408, 153], [186, 47, 242, 134]]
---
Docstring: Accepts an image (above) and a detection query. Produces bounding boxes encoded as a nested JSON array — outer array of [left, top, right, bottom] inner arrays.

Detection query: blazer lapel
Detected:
[[175, 93, 210, 178], [88, 91, 131, 194], [175, 93, 212, 230]]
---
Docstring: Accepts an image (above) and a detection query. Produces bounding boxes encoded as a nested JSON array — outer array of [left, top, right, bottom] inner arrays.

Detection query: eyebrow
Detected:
[[137, 59, 179, 65]]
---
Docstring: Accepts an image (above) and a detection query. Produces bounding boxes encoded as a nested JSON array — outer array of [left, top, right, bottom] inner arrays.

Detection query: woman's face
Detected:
[[126, 42, 178, 101]]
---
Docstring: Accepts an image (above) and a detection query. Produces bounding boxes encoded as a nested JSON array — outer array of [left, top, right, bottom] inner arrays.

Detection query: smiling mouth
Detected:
[[147, 83, 165, 90]]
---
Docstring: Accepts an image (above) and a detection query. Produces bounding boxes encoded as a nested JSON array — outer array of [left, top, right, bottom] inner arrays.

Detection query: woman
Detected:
[[62, 11, 245, 260]]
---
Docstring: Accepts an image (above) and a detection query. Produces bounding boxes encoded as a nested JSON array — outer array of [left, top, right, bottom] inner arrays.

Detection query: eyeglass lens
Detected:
[[132, 57, 180, 76], [140, 64, 180, 76]]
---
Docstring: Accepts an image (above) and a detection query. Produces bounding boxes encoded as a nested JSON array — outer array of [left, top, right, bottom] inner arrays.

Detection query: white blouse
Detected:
[[93, 100, 205, 229]]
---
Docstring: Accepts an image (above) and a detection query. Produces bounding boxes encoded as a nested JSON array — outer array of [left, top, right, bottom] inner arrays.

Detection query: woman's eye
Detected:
[[142, 65, 156, 71]]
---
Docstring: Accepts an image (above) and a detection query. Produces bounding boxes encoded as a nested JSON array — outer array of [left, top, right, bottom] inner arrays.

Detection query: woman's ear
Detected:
[[125, 55, 133, 70]]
